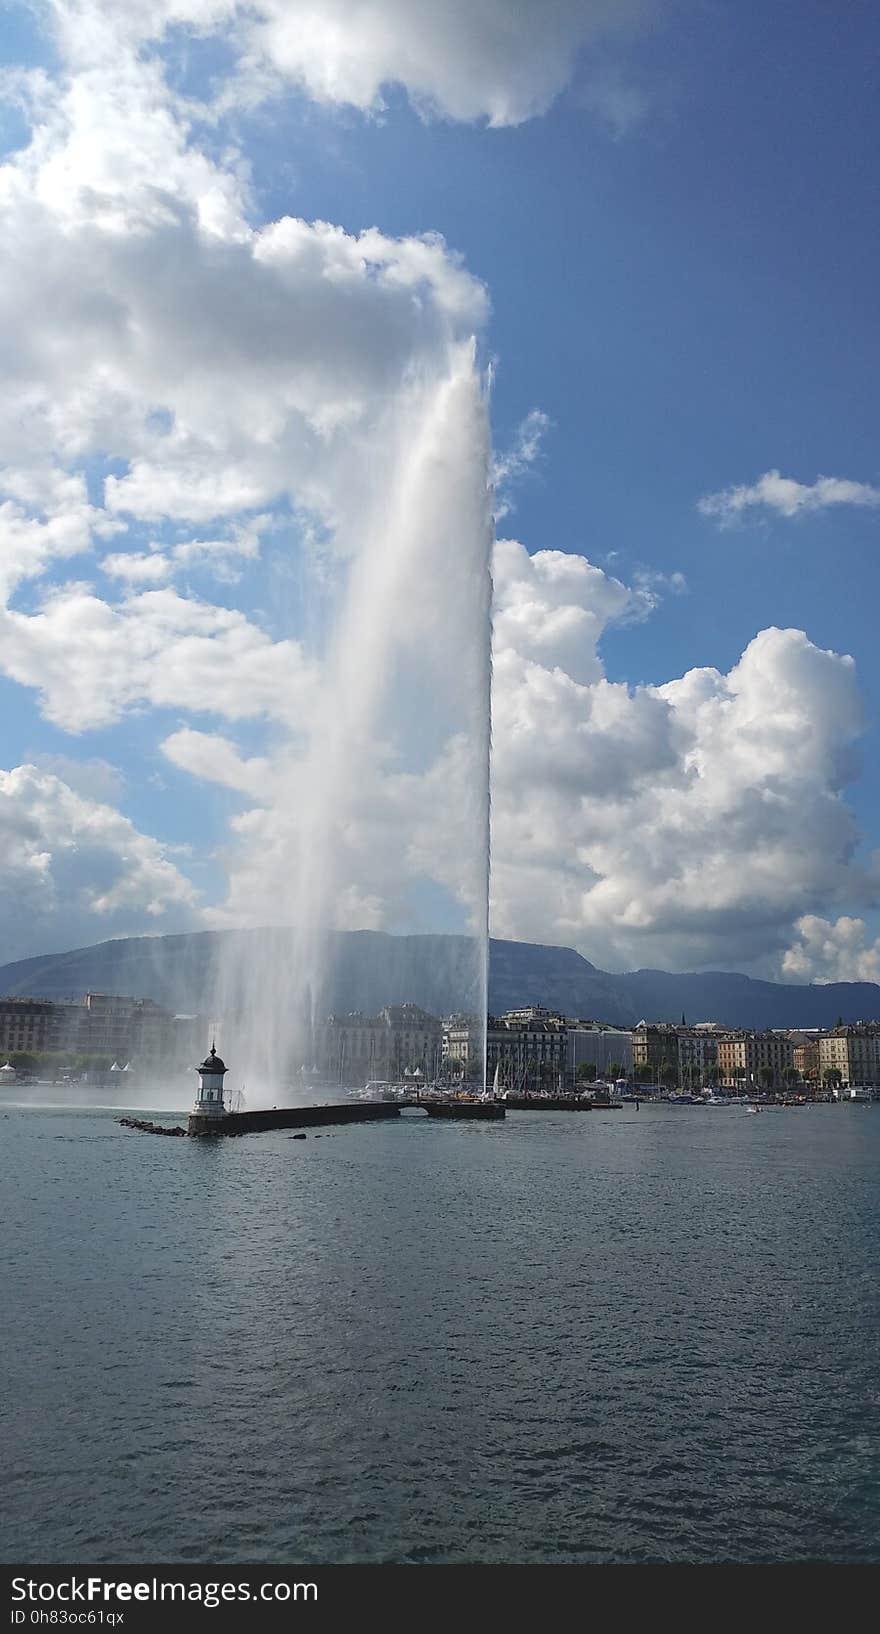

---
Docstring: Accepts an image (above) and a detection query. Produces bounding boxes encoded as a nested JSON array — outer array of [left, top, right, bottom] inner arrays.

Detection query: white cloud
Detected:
[[29, 755, 126, 805], [102, 552, 172, 584], [171, 533, 877, 979], [0, 25, 488, 737], [101, 517, 270, 586], [42, 0, 649, 129], [492, 408, 550, 520], [492, 537, 655, 684], [631, 566, 688, 599], [699, 469, 880, 524], [167, 514, 269, 580], [0, 467, 122, 598], [161, 728, 271, 795], [0, 764, 198, 962], [1, 584, 316, 731], [782, 916, 880, 985], [242, 0, 646, 126], [488, 543, 875, 972]]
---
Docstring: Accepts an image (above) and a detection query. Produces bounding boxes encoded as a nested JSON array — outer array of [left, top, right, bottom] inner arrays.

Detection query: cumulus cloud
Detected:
[[179, 531, 876, 977], [42, 0, 649, 129], [782, 915, 880, 985], [1, 585, 315, 732], [0, 0, 500, 1012], [488, 543, 875, 972], [29, 755, 126, 805], [101, 552, 173, 584], [0, 16, 488, 737], [0, 468, 122, 598], [698, 469, 880, 524], [492, 537, 652, 684], [0, 764, 198, 962]]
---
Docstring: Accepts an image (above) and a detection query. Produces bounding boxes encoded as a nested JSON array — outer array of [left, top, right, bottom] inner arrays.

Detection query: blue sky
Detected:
[[1, 0, 879, 981]]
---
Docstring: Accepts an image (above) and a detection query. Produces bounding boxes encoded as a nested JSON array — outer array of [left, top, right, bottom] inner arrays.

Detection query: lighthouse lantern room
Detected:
[[194, 1043, 228, 1118]]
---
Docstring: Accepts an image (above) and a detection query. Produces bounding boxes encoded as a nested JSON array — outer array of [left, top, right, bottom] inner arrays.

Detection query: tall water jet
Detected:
[[213, 341, 494, 1101]]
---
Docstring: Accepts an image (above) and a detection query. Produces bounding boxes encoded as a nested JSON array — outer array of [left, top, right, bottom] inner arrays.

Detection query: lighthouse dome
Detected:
[[198, 1044, 227, 1074]]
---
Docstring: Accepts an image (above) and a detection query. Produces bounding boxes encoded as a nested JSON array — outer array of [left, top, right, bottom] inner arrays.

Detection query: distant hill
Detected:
[[1, 928, 879, 1030]]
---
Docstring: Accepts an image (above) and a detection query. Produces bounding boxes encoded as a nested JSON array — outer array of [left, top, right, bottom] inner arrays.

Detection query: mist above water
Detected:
[[0, 1080, 190, 1114], [214, 343, 493, 1103]]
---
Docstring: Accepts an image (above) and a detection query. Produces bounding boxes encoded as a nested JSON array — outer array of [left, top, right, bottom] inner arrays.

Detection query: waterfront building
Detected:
[[0, 992, 202, 1071], [440, 1013, 481, 1081], [442, 1007, 570, 1092], [817, 1024, 880, 1087], [0, 998, 77, 1056], [498, 1005, 567, 1027], [675, 1026, 720, 1084], [631, 1022, 681, 1081], [630, 1022, 724, 1088], [790, 1032, 820, 1083], [487, 1009, 568, 1092], [319, 1004, 443, 1085], [716, 1033, 746, 1087], [716, 1030, 793, 1090], [75, 993, 202, 1069], [566, 1023, 633, 1079]]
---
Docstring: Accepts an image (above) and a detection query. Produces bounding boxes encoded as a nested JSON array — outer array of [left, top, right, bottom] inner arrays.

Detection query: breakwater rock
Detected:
[[118, 1117, 187, 1136]]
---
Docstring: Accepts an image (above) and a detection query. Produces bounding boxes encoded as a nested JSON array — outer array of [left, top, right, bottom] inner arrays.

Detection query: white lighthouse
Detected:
[[193, 1043, 228, 1119]]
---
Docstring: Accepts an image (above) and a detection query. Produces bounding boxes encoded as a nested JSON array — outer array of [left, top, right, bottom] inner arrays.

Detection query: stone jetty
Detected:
[[187, 1098, 505, 1135]]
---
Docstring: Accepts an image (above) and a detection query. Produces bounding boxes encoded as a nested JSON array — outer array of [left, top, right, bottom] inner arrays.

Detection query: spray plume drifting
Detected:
[[213, 342, 493, 1101]]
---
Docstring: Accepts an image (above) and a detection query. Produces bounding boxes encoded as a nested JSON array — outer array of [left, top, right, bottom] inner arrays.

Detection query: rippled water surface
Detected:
[[2, 1101, 879, 1563]]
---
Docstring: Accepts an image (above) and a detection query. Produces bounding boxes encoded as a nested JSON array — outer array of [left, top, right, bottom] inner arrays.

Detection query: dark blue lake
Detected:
[[2, 1100, 878, 1563]]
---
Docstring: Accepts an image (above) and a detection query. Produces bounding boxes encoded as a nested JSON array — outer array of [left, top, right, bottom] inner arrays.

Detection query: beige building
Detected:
[[629, 1021, 723, 1086], [716, 1030, 793, 1090], [790, 1033, 820, 1082], [817, 1025, 880, 1087]]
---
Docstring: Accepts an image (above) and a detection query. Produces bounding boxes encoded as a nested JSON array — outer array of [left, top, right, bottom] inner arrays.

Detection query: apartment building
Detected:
[[0, 992, 202, 1068], [631, 1022, 680, 1079], [817, 1025, 880, 1087], [566, 1023, 633, 1079], [716, 1030, 793, 1089], [319, 1004, 443, 1085]]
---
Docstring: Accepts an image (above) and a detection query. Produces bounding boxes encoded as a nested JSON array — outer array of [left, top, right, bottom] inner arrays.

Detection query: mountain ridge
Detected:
[[0, 928, 877, 1029]]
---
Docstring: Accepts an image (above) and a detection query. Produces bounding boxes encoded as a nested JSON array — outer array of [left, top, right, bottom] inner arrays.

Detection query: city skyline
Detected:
[[5, 988, 880, 1096]]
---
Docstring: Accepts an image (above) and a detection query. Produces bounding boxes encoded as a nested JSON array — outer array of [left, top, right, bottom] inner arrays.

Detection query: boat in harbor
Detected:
[[358, 1080, 408, 1101]]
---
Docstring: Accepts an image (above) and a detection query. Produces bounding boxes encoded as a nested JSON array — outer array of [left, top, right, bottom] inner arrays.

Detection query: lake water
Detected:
[[1, 1100, 878, 1564]]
